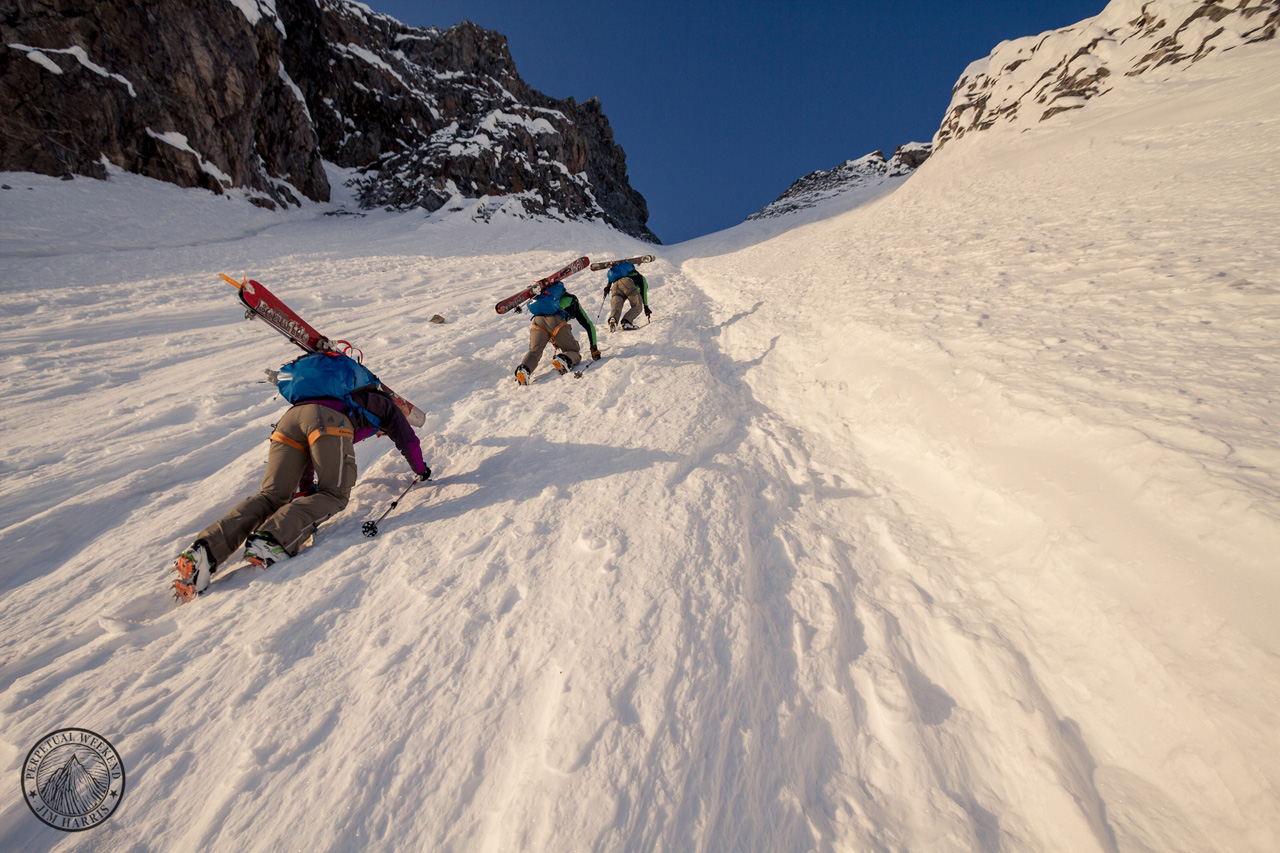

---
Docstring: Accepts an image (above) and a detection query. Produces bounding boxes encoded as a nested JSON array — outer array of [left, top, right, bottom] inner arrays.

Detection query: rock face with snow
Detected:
[[747, 143, 932, 221], [0, 0, 656, 240], [935, 0, 1279, 150], [2, 0, 327, 209]]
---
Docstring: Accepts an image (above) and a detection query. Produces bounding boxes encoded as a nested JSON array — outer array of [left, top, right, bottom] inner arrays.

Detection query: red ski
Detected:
[[226, 275, 327, 351], [220, 274, 426, 427], [589, 254, 655, 271], [495, 256, 590, 315]]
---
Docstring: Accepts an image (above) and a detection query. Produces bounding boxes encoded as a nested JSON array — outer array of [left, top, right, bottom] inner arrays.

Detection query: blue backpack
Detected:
[[277, 351, 382, 429], [607, 262, 636, 283], [527, 281, 568, 318]]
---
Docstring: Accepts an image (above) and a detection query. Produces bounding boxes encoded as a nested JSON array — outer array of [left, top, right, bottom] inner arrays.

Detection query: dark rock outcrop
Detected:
[[935, 0, 1279, 150], [747, 142, 932, 221], [0, 0, 656, 239], [2, 0, 325, 208]]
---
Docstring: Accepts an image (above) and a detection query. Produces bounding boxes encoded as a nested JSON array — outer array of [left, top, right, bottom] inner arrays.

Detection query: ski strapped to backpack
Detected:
[[589, 254, 655, 271], [220, 274, 425, 427], [276, 350, 383, 430], [495, 256, 590, 315]]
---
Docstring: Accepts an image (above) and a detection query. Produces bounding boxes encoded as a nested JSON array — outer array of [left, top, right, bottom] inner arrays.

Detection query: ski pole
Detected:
[[362, 478, 419, 538]]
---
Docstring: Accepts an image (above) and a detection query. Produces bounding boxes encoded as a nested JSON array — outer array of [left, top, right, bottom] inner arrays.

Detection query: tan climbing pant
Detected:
[[195, 403, 357, 566], [520, 314, 581, 372], [608, 277, 643, 325]]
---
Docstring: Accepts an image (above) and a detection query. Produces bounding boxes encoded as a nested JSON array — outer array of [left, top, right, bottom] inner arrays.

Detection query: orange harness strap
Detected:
[[547, 320, 568, 352], [271, 426, 354, 451], [307, 426, 355, 444], [270, 431, 306, 452], [531, 318, 569, 353]]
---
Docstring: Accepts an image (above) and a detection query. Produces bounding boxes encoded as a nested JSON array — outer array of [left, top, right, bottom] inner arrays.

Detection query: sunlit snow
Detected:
[[0, 31, 1277, 853]]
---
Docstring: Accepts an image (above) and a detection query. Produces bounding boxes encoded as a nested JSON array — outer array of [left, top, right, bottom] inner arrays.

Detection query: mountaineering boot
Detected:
[[621, 319, 639, 331], [173, 539, 215, 602], [515, 366, 530, 385], [552, 355, 571, 375], [244, 531, 288, 568]]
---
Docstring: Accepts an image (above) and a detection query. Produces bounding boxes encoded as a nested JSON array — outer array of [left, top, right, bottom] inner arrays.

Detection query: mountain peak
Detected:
[[935, 0, 1279, 150], [747, 142, 932, 221], [0, 0, 657, 241]]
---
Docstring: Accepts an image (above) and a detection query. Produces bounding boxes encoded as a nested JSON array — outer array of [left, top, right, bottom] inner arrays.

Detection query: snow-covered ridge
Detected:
[[936, 0, 1279, 149], [747, 142, 931, 221], [2, 34, 1279, 850]]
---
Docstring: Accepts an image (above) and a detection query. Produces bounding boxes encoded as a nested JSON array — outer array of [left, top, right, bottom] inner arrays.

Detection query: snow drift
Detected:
[[1, 7, 1278, 853]]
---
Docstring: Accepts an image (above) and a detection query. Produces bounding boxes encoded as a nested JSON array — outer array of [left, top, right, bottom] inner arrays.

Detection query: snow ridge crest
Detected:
[[935, 0, 1280, 150], [747, 143, 932, 221]]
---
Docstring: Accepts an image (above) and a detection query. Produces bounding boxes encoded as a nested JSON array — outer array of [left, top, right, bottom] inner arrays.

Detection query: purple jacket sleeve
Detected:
[[350, 388, 426, 475]]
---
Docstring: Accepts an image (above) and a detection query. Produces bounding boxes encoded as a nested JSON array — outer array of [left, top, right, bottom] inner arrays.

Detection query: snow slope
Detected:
[[2, 38, 1278, 853]]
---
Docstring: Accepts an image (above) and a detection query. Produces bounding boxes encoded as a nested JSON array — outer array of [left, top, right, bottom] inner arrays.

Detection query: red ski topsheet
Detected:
[[495, 256, 590, 314], [536, 256, 590, 286], [495, 287, 535, 316], [221, 274, 426, 427], [223, 274, 328, 352]]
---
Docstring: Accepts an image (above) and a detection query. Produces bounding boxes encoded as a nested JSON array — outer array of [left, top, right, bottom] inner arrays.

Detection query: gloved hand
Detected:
[[417, 466, 432, 482], [264, 368, 280, 385], [531, 283, 544, 296], [602, 284, 611, 298], [591, 348, 602, 360], [644, 306, 652, 318]]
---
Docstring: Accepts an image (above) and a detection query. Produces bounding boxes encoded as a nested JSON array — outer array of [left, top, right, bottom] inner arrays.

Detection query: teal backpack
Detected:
[[607, 262, 636, 283], [277, 351, 382, 429]]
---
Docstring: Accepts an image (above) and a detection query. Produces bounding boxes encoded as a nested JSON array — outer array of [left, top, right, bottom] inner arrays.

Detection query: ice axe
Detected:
[[362, 478, 420, 538]]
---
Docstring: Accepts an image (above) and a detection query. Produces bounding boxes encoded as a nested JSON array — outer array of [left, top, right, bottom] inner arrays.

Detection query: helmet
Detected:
[[607, 262, 636, 283]]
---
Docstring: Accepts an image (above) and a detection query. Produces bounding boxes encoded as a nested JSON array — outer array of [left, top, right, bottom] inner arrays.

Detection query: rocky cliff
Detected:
[[749, 0, 1278, 221], [0, 0, 657, 240], [747, 143, 932, 221], [935, 0, 1279, 150]]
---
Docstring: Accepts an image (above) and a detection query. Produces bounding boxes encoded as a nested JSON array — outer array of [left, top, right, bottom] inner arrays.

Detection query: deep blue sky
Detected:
[[360, 1, 1106, 244]]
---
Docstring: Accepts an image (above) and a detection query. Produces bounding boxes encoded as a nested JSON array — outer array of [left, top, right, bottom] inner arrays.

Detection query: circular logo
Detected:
[[22, 729, 126, 831]]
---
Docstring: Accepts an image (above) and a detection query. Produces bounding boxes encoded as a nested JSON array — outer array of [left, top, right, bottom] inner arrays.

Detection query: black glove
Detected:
[[602, 284, 611, 298], [417, 466, 432, 482], [591, 348, 602, 360], [644, 306, 652, 318]]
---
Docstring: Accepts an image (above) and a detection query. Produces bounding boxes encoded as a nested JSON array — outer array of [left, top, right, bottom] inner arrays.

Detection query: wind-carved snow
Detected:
[[144, 128, 233, 186], [478, 109, 558, 138], [8, 43, 138, 96], [278, 65, 313, 125], [0, 26, 1278, 853], [224, 0, 284, 35], [337, 42, 409, 90], [16, 46, 62, 75]]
